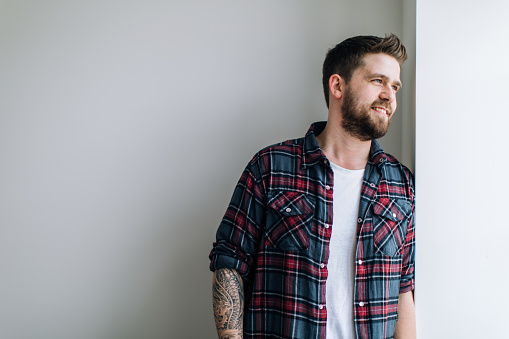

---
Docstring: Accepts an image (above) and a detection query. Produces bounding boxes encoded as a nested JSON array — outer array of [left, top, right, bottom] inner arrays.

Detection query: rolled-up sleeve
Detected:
[[399, 174, 415, 294], [209, 159, 266, 280]]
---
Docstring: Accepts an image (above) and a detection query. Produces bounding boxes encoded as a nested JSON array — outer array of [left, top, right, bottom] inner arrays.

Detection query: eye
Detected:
[[392, 85, 400, 92], [373, 79, 383, 84]]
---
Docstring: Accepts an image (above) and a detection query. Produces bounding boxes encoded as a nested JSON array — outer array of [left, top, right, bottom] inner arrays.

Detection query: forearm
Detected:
[[394, 291, 416, 339], [212, 268, 244, 339]]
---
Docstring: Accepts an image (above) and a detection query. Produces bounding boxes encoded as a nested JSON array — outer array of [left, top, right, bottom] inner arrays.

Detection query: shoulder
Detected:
[[382, 153, 415, 200], [248, 136, 305, 166], [384, 154, 414, 182], [241, 136, 306, 188]]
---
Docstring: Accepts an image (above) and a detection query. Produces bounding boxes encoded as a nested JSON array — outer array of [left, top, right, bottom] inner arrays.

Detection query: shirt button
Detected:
[[325, 224, 330, 229], [325, 185, 331, 190], [359, 302, 365, 307], [358, 260, 363, 265], [323, 159, 328, 165], [285, 207, 292, 213], [319, 305, 324, 310], [320, 263, 325, 268], [357, 218, 362, 224], [392, 213, 397, 218], [379, 158, 385, 163], [370, 183, 375, 188]]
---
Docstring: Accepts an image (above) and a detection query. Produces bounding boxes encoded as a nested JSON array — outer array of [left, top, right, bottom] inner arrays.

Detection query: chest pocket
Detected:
[[372, 197, 412, 257], [264, 191, 316, 251]]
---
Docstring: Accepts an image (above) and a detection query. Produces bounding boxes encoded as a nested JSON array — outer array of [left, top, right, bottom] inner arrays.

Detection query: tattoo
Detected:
[[212, 268, 244, 339]]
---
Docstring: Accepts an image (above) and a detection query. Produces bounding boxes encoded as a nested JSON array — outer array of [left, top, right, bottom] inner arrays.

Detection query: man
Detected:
[[209, 34, 416, 339]]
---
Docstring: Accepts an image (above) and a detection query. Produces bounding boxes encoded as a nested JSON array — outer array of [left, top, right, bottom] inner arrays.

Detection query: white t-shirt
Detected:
[[326, 162, 365, 339]]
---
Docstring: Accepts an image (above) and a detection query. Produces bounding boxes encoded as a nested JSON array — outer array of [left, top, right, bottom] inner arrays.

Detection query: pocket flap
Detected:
[[372, 197, 412, 257], [373, 197, 412, 221], [265, 191, 315, 251], [268, 191, 316, 216]]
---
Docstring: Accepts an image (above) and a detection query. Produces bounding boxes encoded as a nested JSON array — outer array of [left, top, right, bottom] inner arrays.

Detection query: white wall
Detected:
[[415, 1, 509, 337], [0, 1, 409, 338]]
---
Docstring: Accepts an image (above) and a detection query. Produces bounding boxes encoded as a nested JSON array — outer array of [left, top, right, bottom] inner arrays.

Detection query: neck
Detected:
[[316, 115, 371, 170]]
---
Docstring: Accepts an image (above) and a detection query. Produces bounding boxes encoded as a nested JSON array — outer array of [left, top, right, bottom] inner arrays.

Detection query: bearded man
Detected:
[[210, 34, 416, 339]]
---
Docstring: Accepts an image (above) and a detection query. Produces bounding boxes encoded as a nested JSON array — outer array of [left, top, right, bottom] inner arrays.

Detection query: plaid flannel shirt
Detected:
[[210, 122, 415, 339]]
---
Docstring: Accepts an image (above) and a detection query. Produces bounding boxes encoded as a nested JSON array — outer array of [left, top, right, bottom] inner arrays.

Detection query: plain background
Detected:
[[14, 0, 509, 338], [415, 0, 509, 337]]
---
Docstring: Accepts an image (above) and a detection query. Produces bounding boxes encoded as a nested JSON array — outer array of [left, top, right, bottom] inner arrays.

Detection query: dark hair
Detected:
[[322, 34, 407, 108]]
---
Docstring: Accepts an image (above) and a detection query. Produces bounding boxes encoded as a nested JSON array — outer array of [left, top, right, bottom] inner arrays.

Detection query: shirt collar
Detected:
[[302, 121, 387, 169], [302, 122, 328, 168], [369, 139, 388, 169]]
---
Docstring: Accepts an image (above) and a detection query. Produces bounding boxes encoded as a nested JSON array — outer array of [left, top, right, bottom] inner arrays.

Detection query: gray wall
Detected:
[[0, 1, 410, 338]]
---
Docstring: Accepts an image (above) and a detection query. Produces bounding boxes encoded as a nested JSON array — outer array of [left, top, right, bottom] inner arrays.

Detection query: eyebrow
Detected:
[[368, 73, 402, 88]]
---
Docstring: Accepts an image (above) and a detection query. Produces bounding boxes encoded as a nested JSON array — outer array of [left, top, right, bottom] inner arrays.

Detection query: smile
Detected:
[[372, 107, 389, 116]]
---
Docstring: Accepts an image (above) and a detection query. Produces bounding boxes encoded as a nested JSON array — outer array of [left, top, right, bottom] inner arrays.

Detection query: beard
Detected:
[[341, 87, 392, 141]]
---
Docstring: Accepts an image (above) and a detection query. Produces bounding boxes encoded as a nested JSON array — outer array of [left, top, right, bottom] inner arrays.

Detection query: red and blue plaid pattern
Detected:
[[210, 122, 415, 339]]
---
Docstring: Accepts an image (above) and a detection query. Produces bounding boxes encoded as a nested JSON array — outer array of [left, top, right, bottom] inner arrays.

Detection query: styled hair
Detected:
[[322, 34, 407, 108]]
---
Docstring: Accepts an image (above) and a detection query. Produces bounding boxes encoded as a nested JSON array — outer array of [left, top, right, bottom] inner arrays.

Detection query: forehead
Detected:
[[355, 53, 401, 82]]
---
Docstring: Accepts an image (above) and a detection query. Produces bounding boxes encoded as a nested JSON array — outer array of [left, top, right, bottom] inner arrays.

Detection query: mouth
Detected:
[[371, 106, 389, 117]]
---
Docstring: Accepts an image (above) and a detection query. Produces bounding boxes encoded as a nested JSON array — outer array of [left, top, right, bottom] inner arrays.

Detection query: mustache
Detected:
[[371, 100, 390, 109]]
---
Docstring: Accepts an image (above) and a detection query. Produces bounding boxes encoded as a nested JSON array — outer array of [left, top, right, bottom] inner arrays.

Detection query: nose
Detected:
[[379, 84, 396, 104]]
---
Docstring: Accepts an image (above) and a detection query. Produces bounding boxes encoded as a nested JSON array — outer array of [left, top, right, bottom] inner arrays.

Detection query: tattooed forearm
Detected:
[[212, 268, 244, 339]]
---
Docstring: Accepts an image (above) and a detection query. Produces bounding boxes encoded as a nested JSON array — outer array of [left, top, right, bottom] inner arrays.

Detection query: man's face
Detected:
[[340, 53, 402, 141]]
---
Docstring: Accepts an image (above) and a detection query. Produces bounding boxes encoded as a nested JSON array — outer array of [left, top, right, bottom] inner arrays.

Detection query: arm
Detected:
[[212, 268, 244, 339], [394, 291, 416, 339]]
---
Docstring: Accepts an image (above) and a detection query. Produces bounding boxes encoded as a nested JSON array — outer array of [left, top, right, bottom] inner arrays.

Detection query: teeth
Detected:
[[373, 107, 387, 115]]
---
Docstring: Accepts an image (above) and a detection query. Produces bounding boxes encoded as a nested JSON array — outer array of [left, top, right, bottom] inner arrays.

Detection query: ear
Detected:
[[328, 74, 345, 100]]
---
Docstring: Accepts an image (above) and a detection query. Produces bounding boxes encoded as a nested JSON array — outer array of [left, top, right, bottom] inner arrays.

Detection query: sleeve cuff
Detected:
[[209, 242, 251, 278], [399, 278, 415, 294]]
